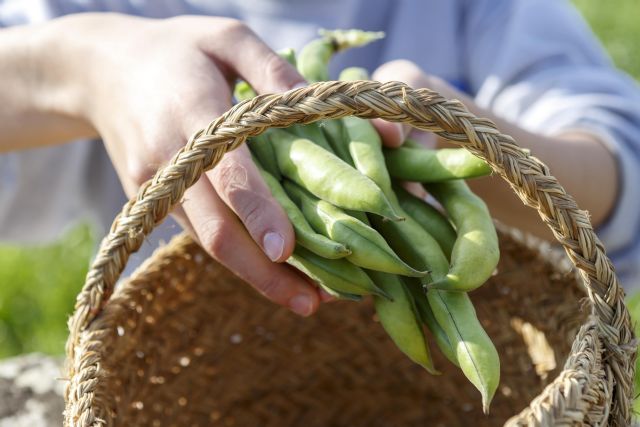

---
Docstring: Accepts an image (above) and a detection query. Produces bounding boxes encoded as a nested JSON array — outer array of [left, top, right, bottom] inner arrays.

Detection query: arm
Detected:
[[374, 60, 618, 241], [0, 13, 323, 316], [0, 23, 97, 151], [431, 76, 618, 241], [374, 0, 640, 245]]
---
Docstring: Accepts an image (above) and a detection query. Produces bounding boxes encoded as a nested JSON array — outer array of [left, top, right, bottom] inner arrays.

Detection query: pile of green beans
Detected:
[[234, 30, 500, 414]]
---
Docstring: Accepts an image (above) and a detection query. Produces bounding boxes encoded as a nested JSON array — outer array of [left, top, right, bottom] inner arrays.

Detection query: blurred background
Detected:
[[0, 0, 638, 403]]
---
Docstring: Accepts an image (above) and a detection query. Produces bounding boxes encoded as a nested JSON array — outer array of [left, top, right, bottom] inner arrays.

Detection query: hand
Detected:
[[46, 13, 325, 316], [366, 60, 618, 238], [370, 60, 445, 150]]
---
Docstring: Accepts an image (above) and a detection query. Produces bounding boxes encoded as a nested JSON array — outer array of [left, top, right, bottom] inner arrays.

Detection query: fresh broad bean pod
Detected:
[[405, 278, 459, 367], [290, 123, 335, 153], [393, 184, 457, 259], [248, 133, 282, 180], [233, 80, 256, 102], [371, 213, 499, 413], [269, 128, 403, 220], [283, 180, 425, 278], [321, 119, 354, 165], [369, 210, 443, 286], [287, 246, 391, 300], [427, 290, 499, 414], [425, 180, 499, 292], [339, 67, 394, 196], [297, 29, 384, 83], [369, 270, 437, 374], [255, 161, 350, 259], [384, 146, 492, 182]]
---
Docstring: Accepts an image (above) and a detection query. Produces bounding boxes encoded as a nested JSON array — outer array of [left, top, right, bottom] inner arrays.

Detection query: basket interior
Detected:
[[84, 229, 588, 427]]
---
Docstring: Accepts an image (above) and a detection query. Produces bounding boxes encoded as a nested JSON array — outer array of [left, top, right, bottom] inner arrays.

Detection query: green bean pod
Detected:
[[233, 80, 256, 102], [287, 246, 391, 300], [283, 181, 425, 277], [290, 123, 335, 153], [405, 279, 459, 367], [269, 128, 403, 220], [297, 29, 384, 83], [338, 67, 394, 196], [425, 180, 499, 292], [371, 213, 499, 414], [369, 270, 438, 374], [384, 146, 492, 182], [321, 119, 354, 165], [427, 290, 499, 414], [248, 133, 282, 180], [256, 162, 350, 259], [393, 184, 457, 258]]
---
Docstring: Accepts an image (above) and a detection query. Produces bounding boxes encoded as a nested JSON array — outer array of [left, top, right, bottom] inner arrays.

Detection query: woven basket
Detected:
[[63, 80, 636, 426]]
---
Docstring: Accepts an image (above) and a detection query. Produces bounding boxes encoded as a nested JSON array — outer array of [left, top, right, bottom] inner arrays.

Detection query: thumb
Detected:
[[201, 21, 306, 94], [372, 60, 435, 147]]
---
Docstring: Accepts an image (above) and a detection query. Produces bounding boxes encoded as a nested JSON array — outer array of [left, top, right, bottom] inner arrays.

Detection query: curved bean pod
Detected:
[[297, 29, 384, 83], [290, 123, 335, 153], [393, 184, 456, 258], [269, 129, 403, 220], [405, 279, 459, 367], [371, 213, 499, 414], [248, 133, 282, 180], [287, 246, 391, 300], [321, 119, 353, 165], [425, 180, 499, 292], [339, 67, 394, 196], [369, 270, 438, 374], [385, 146, 492, 182], [283, 181, 425, 277], [256, 162, 350, 259], [427, 290, 499, 414]]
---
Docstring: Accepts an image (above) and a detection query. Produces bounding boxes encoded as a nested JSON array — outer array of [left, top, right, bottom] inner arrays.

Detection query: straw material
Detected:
[[63, 80, 636, 426]]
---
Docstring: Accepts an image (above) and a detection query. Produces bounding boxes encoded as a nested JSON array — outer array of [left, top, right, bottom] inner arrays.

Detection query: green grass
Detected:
[[572, 0, 640, 414], [0, 0, 639, 414], [0, 225, 93, 358], [573, 0, 640, 81]]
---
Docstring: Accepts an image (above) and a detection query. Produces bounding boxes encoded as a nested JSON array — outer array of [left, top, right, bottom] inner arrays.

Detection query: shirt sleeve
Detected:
[[463, 0, 640, 291]]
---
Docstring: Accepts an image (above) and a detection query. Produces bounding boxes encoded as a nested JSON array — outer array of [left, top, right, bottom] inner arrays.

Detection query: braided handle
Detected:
[[65, 80, 635, 422]]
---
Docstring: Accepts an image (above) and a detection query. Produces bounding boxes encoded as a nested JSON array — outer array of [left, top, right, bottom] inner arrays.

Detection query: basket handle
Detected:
[[66, 80, 635, 421]]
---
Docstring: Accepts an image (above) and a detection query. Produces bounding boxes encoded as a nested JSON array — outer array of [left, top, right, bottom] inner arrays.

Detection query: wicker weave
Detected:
[[63, 80, 636, 426]]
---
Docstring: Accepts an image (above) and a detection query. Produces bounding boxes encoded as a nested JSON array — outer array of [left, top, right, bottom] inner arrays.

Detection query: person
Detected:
[[1, 0, 639, 318]]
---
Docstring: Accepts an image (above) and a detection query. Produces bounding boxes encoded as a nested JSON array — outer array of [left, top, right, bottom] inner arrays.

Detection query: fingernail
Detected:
[[319, 289, 337, 303], [290, 294, 313, 316], [263, 232, 284, 261]]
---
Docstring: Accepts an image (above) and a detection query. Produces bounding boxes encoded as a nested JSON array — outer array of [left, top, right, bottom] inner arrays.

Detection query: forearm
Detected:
[[432, 80, 618, 240], [0, 16, 101, 152]]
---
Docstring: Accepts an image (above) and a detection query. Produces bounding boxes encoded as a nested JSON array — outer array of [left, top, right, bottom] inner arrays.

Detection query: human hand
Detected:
[[370, 60, 452, 150], [366, 59, 617, 238], [53, 13, 326, 316]]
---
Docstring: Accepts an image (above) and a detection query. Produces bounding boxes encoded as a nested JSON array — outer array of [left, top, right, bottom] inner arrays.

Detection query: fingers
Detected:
[[172, 64, 296, 264], [174, 86, 295, 259], [182, 177, 321, 316], [372, 60, 435, 147], [208, 144, 296, 262], [408, 128, 438, 149], [199, 20, 306, 95]]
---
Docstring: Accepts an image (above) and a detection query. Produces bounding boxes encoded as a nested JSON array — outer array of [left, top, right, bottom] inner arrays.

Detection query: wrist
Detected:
[[31, 13, 151, 131], [33, 14, 124, 128]]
